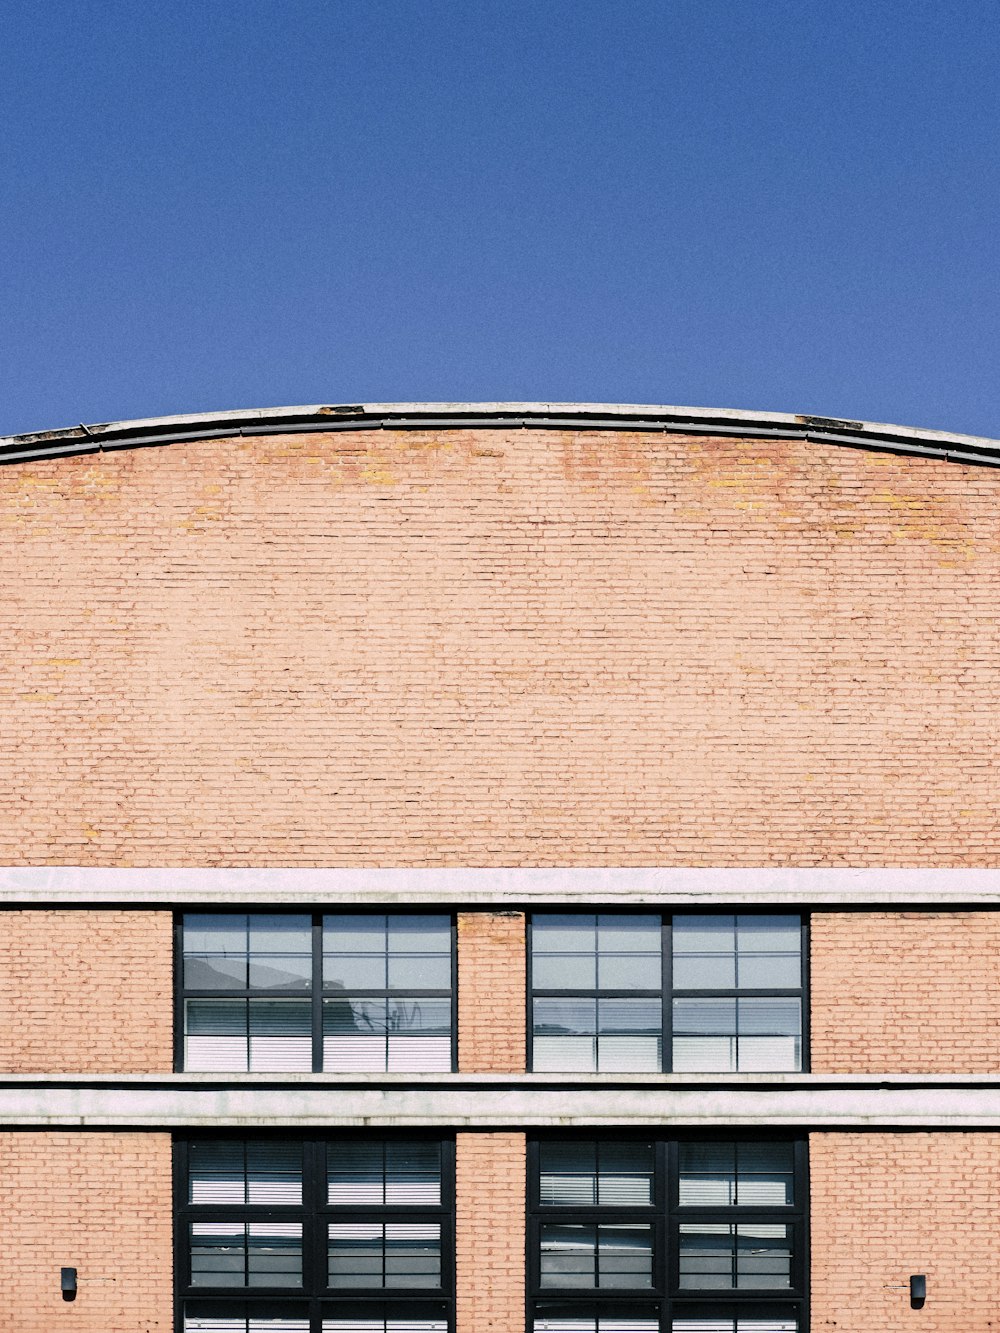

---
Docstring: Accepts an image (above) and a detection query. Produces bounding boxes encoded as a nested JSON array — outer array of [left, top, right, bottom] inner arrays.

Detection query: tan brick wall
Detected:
[[0, 909, 173, 1073], [456, 1131, 525, 1333], [0, 1131, 172, 1332], [3, 428, 1000, 867], [811, 911, 1000, 1072], [811, 1131, 1000, 1331], [457, 911, 526, 1072]]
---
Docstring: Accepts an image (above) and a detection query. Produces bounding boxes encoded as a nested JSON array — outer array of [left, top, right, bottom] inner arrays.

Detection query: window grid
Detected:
[[176, 913, 456, 1074], [175, 1136, 455, 1333], [528, 1136, 807, 1333], [528, 913, 807, 1075]]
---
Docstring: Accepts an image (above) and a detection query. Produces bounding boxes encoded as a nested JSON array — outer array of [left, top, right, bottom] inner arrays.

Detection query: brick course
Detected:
[[455, 1131, 526, 1333], [2, 428, 999, 867], [811, 911, 1000, 1072], [0, 909, 173, 1072], [811, 1131, 1000, 1331], [0, 1131, 173, 1332], [457, 911, 526, 1072]]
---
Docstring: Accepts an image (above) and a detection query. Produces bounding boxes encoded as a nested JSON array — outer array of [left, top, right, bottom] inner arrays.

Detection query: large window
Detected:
[[529, 914, 805, 1073], [179, 913, 455, 1072], [176, 1134, 454, 1333], [528, 1134, 807, 1333]]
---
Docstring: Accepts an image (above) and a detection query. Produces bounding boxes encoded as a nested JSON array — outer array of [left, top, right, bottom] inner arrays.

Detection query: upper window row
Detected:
[[178, 913, 805, 1074]]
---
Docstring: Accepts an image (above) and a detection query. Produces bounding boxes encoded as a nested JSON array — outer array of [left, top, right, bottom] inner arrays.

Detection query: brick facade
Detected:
[[810, 1131, 1000, 1331], [3, 428, 999, 868], [457, 910, 526, 1072], [811, 910, 1000, 1073], [0, 1131, 173, 1332], [0, 909, 173, 1073], [455, 1131, 526, 1333]]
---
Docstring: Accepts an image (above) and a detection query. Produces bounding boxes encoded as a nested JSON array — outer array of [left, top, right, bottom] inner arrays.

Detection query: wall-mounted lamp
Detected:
[[910, 1274, 926, 1309], [60, 1267, 77, 1302]]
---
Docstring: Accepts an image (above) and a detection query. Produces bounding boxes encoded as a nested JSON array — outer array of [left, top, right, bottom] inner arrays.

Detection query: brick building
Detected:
[[1, 402, 999, 1333]]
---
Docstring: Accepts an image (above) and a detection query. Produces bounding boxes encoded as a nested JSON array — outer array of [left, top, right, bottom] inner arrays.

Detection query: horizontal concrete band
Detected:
[[2, 866, 1000, 906], [1, 1074, 999, 1127]]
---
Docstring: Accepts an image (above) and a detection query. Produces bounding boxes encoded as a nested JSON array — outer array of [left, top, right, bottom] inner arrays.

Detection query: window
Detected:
[[529, 914, 805, 1074], [176, 1135, 454, 1333], [179, 913, 455, 1072], [528, 1135, 807, 1333]]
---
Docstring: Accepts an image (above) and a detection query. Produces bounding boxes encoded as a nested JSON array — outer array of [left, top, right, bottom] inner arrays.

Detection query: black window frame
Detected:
[[174, 1131, 456, 1333], [527, 1132, 808, 1333], [527, 911, 810, 1075], [174, 910, 458, 1074]]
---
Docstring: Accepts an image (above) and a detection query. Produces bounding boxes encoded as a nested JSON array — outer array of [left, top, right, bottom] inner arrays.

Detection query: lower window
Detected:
[[175, 1135, 454, 1333], [528, 1135, 807, 1333]]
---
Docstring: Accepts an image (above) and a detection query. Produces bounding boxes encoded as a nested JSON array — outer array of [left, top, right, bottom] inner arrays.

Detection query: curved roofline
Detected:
[[2, 401, 1000, 468]]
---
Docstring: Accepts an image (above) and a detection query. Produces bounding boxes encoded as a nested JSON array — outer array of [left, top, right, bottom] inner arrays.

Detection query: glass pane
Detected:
[[185, 956, 248, 990], [325, 955, 388, 990], [540, 1225, 597, 1287], [385, 1223, 441, 1287], [598, 998, 661, 1036], [385, 1141, 442, 1205], [247, 1001, 312, 1072], [672, 1036, 737, 1073], [597, 1036, 662, 1072], [184, 915, 248, 954], [673, 916, 735, 954], [539, 1142, 598, 1206], [533, 953, 597, 990], [324, 915, 387, 953], [533, 1035, 596, 1072], [191, 1222, 247, 1286], [387, 1036, 452, 1071], [387, 916, 451, 953], [678, 1142, 736, 1206], [248, 1142, 303, 1205], [735, 1225, 792, 1288], [328, 1223, 384, 1287], [736, 1142, 795, 1206], [736, 915, 801, 952], [535, 997, 597, 1038], [677, 1222, 734, 1289], [248, 916, 311, 954], [736, 954, 800, 990], [738, 999, 801, 1038], [329, 1143, 385, 1204], [737, 1036, 801, 1073], [186, 1000, 249, 1072], [598, 1225, 653, 1288], [247, 1223, 302, 1287], [387, 954, 451, 990], [249, 955, 312, 992], [672, 954, 735, 990], [388, 996, 451, 1036], [533, 915, 597, 952], [190, 1141, 246, 1204], [599, 1142, 654, 1206], [598, 953, 661, 990], [597, 915, 660, 953], [673, 998, 737, 1034]]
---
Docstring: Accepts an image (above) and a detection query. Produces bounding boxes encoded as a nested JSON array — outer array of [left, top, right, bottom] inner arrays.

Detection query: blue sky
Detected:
[[2, 0, 998, 438]]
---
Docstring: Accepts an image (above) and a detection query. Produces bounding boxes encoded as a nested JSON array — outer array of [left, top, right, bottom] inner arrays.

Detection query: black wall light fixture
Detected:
[[910, 1274, 926, 1309], [60, 1267, 77, 1302]]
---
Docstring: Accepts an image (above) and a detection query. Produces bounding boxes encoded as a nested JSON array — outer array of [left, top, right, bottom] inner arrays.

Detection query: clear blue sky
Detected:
[[2, 0, 998, 439]]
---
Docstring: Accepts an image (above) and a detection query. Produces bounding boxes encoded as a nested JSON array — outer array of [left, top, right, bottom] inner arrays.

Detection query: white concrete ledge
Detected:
[[1, 866, 1000, 906], [1, 1074, 999, 1127]]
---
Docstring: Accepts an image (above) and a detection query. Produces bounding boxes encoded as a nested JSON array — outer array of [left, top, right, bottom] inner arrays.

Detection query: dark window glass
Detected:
[[177, 1136, 453, 1333], [529, 1135, 805, 1332]]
